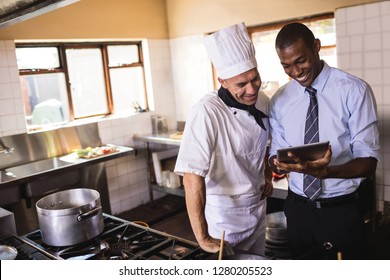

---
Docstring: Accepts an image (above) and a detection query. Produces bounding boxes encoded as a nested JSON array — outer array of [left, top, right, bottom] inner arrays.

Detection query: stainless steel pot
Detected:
[[36, 188, 104, 247], [0, 245, 17, 260], [266, 211, 288, 241]]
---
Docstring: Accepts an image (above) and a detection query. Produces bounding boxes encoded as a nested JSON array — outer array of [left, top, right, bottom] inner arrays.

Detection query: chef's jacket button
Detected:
[[233, 111, 237, 115]]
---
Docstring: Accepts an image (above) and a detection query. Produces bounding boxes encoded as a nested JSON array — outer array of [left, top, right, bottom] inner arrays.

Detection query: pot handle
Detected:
[[77, 206, 102, 222]]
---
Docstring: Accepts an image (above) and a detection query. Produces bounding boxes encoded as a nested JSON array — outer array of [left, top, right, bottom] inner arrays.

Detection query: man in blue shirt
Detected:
[[268, 22, 380, 259]]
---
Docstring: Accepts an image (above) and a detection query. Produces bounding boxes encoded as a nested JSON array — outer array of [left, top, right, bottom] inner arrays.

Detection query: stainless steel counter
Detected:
[[0, 145, 134, 188], [134, 132, 183, 205], [134, 131, 181, 146], [271, 177, 288, 200]]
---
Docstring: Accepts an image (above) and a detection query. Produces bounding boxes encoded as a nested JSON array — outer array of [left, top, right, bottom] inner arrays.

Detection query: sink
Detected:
[[0, 169, 13, 181], [0, 146, 133, 182], [1, 157, 80, 207], [4, 157, 72, 178]]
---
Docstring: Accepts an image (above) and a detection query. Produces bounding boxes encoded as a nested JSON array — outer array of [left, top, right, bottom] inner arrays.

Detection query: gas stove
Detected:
[[17, 214, 212, 260], [0, 234, 57, 260]]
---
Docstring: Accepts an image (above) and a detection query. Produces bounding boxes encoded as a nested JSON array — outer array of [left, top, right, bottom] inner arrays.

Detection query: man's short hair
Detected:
[[275, 22, 315, 50]]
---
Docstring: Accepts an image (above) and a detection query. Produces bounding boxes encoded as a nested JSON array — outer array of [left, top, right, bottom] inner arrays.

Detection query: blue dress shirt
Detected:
[[269, 61, 380, 198]]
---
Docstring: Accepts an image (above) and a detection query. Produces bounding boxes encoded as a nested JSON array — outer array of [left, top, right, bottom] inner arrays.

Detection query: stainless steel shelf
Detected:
[[150, 183, 184, 197], [134, 132, 183, 206], [134, 131, 181, 146]]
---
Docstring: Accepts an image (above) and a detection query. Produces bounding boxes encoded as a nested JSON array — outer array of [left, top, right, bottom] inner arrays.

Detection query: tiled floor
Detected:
[[118, 195, 390, 260]]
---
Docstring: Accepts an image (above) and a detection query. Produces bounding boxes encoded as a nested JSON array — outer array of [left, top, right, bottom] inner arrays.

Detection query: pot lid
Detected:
[[0, 245, 17, 260]]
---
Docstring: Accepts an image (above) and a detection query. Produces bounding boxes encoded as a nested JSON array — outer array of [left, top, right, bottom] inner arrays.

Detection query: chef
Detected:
[[174, 22, 273, 255]]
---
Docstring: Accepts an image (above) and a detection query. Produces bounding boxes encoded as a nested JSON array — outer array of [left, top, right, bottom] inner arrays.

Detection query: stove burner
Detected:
[[0, 235, 57, 260], [21, 213, 212, 260]]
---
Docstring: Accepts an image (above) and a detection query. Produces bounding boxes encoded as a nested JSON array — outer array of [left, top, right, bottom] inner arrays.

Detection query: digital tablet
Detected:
[[277, 141, 330, 164]]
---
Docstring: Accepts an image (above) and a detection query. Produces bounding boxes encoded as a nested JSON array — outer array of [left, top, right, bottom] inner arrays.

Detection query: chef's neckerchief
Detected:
[[218, 86, 267, 130]]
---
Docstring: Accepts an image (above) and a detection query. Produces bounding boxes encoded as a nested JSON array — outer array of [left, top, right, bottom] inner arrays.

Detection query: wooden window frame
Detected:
[[16, 41, 146, 123]]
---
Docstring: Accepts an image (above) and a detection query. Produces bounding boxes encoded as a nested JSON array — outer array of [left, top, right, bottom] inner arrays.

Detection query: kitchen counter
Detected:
[[271, 177, 288, 199], [134, 131, 181, 146], [0, 145, 134, 188]]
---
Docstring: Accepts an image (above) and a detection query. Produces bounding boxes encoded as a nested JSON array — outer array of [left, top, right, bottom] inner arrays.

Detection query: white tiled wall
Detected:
[[169, 34, 214, 122], [98, 113, 155, 215], [144, 39, 177, 130], [0, 40, 26, 136], [336, 0, 390, 213]]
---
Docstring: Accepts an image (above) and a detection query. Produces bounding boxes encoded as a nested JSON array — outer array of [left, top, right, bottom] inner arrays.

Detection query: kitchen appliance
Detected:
[[0, 234, 57, 260], [151, 115, 168, 134], [20, 213, 213, 260], [0, 208, 17, 238], [0, 245, 17, 260], [36, 188, 104, 246], [265, 211, 290, 259]]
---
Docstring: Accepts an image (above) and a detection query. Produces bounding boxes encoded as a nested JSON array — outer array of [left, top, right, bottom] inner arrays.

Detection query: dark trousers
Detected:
[[284, 191, 368, 260]]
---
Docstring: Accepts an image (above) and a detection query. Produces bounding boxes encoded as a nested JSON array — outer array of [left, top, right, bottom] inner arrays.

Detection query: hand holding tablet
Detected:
[[277, 141, 330, 164]]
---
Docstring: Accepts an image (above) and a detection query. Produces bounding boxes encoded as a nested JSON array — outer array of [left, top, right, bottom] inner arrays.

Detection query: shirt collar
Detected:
[[295, 60, 331, 95], [311, 60, 331, 94]]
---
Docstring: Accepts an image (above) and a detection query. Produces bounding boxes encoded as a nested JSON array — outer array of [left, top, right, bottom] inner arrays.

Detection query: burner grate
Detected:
[[0, 235, 57, 260], [20, 213, 212, 260]]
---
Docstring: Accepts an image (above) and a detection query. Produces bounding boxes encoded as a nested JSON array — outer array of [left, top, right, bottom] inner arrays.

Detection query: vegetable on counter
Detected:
[[169, 131, 183, 140], [75, 146, 119, 159], [272, 171, 287, 180]]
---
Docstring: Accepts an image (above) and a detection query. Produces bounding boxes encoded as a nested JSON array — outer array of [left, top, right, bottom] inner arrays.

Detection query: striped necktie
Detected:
[[303, 86, 321, 200]]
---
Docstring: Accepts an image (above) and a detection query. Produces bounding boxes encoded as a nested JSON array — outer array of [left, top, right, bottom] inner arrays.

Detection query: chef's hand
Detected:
[[261, 179, 273, 200], [198, 236, 224, 253], [273, 145, 332, 179]]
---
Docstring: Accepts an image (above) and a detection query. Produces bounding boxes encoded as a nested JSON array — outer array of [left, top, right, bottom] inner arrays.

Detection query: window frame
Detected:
[[247, 12, 334, 41], [211, 13, 336, 91], [16, 40, 147, 126]]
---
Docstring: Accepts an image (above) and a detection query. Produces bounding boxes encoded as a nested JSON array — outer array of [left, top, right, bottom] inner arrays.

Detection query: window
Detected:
[[249, 14, 336, 98], [65, 47, 109, 118], [16, 41, 146, 132], [106, 45, 147, 113]]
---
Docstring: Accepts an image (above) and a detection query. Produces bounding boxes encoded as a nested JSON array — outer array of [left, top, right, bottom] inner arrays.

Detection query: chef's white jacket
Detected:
[[175, 90, 270, 254]]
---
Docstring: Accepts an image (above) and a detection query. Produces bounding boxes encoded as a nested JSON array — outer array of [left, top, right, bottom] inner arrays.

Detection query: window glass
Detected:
[[110, 67, 146, 113], [252, 30, 288, 96], [20, 73, 69, 127], [305, 18, 336, 46], [16, 41, 147, 132], [65, 48, 109, 118], [320, 47, 337, 67], [107, 45, 140, 66], [16, 47, 60, 70]]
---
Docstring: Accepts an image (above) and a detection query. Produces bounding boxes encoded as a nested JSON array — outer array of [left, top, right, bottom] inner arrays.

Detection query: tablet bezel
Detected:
[[276, 141, 330, 164]]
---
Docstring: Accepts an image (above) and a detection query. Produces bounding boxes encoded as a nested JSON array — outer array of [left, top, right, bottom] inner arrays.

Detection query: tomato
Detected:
[[272, 172, 286, 180]]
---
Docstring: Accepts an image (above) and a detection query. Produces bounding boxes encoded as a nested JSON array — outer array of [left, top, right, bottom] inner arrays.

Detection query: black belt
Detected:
[[288, 189, 359, 209]]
